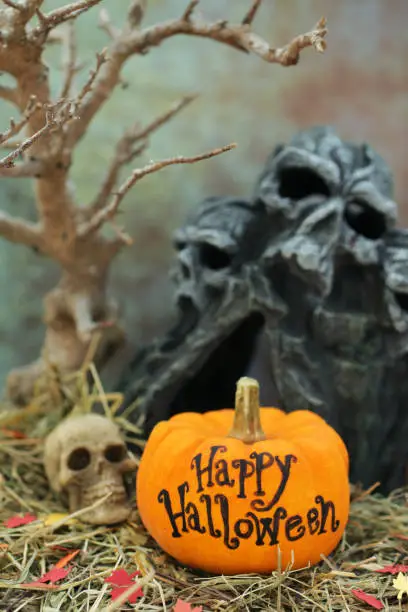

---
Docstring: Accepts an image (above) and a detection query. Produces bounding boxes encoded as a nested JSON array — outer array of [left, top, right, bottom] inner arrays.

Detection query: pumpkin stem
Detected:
[[228, 377, 266, 444]]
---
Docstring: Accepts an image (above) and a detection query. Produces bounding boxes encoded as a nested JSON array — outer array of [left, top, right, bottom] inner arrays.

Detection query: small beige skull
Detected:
[[44, 413, 137, 525]]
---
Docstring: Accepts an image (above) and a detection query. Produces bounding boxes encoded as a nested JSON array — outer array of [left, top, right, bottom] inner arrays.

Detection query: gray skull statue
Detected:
[[117, 126, 408, 494]]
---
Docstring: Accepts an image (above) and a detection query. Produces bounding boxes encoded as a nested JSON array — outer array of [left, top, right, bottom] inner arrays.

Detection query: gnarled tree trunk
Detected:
[[0, 0, 327, 405]]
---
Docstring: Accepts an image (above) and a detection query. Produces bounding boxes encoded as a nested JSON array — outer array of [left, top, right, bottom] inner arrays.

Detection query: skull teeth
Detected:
[[81, 483, 127, 505]]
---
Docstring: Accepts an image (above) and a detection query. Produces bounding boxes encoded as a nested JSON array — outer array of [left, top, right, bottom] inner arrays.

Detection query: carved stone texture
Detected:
[[117, 126, 408, 494]]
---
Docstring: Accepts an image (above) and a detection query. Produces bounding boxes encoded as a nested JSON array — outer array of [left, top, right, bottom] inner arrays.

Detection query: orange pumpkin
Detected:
[[137, 377, 350, 575]]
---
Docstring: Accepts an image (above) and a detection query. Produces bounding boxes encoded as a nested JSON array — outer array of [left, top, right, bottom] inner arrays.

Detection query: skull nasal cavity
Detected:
[[344, 200, 386, 240], [104, 444, 126, 463], [278, 167, 330, 199], [181, 263, 191, 278], [199, 243, 231, 270], [67, 447, 91, 470]]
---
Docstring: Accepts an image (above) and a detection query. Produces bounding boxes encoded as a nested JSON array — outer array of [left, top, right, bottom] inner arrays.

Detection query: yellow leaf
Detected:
[[393, 572, 408, 601], [42, 513, 78, 527]]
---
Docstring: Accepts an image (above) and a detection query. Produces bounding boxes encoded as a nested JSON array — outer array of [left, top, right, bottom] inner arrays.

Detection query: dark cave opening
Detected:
[[144, 312, 267, 435]]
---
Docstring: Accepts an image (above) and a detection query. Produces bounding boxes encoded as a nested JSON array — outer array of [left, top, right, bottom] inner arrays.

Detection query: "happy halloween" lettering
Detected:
[[157, 446, 340, 549]]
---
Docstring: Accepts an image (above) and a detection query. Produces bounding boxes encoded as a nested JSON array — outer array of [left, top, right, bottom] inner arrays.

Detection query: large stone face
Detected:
[[117, 126, 408, 494]]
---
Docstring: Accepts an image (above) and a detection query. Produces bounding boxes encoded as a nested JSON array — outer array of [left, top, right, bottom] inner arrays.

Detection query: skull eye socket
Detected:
[[199, 243, 231, 270], [104, 444, 126, 463], [174, 240, 186, 251], [394, 292, 408, 312], [344, 199, 386, 240], [67, 447, 91, 471], [278, 167, 330, 199]]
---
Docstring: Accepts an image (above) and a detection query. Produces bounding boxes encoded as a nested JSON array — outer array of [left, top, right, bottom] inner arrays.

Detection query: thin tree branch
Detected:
[[33, 0, 103, 35], [0, 140, 23, 149], [130, 94, 197, 143], [88, 141, 147, 218], [0, 0, 43, 31], [98, 7, 119, 39], [78, 143, 237, 238], [56, 51, 106, 153], [0, 125, 48, 168], [74, 50, 107, 107], [2, 0, 24, 10], [108, 222, 134, 247], [242, 0, 262, 26], [21, 0, 44, 24], [0, 160, 43, 177], [182, 0, 199, 22], [0, 96, 39, 146], [66, 5, 327, 147], [59, 20, 77, 99], [88, 94, 198, 216], [0, 212, 42, 248], [0, 102, 75, 168]]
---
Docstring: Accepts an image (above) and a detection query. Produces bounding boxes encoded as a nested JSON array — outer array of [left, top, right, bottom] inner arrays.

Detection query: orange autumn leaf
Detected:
[[55, 549, 80, 568], [391, 533, 408, 542]]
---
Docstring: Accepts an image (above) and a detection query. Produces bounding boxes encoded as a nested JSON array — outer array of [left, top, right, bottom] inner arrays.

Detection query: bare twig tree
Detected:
[[0, 0, 327, 404]]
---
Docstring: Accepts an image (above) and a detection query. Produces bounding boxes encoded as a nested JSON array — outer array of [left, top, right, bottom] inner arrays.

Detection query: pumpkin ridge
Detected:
[[141, 430, 206, 492]]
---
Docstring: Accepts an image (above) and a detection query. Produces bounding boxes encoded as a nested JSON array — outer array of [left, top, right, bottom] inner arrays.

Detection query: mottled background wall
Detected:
[[0, 0, 407, 391]]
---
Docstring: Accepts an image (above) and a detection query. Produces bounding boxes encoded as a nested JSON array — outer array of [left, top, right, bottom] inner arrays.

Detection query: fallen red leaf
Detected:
[[104, 568, 140, 587], [55, 549, 80, 569], [0, 428, 27, 439], [4, 513, 37, 528], [352, 589, 384, 610], [21, 566, 71, 588], [104, 568, 143, 604], [110, 585, 143, 604], [376, 564, 408, 575], [38, 567, 70, 584], [174, 599, 203, 612]]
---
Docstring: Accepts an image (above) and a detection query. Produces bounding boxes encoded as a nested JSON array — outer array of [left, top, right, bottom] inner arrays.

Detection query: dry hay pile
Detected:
[[0, 366, 407, 612]]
